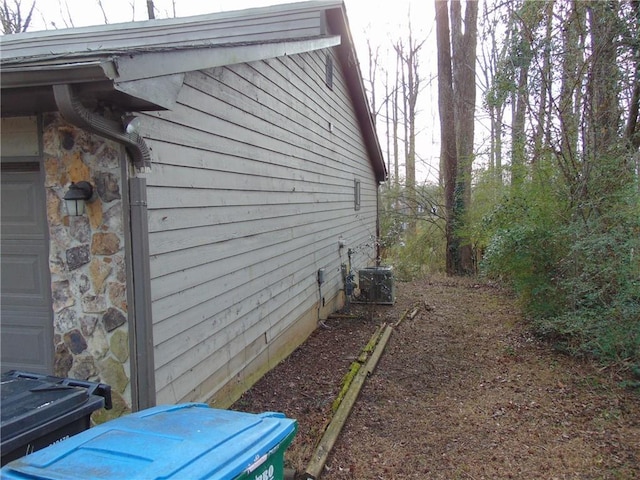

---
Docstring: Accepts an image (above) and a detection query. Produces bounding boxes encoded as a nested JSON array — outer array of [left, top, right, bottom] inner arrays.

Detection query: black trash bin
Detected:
[[0, 370, 111, 466]]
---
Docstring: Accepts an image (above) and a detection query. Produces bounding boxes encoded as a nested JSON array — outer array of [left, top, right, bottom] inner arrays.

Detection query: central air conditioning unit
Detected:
[[356, 266, 395, 305]]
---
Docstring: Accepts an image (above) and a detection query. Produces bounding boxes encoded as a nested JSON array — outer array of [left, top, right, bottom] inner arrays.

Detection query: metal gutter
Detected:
[[0, 61, 117, 89]]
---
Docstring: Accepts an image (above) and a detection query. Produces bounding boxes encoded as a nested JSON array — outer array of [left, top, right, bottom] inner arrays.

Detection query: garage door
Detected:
[[1, 163, 53, 374]]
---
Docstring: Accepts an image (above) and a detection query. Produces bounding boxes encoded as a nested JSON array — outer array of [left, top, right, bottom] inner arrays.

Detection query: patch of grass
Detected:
[[503, 345, 517, 357], [618, 379, 640, 390]]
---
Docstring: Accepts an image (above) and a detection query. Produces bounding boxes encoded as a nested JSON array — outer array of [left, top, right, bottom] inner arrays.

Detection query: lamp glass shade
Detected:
[[63, 181, 93, 216], [65, 198, 86, 216]]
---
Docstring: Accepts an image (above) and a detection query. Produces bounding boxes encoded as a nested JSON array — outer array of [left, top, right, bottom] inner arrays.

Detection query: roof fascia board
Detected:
[[114, 35, 341, 82], [326, 7, 387, 183]]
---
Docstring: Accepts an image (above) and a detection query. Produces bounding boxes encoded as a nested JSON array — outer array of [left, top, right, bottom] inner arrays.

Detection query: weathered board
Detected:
[[144, 48, 378, 404]]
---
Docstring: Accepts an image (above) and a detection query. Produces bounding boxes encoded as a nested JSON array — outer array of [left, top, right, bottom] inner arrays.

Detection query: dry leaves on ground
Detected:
[[233, 275, 640, 479]]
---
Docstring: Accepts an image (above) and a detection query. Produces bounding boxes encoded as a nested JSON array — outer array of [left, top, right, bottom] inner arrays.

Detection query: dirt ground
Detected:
[[232, 275, 640, 479]]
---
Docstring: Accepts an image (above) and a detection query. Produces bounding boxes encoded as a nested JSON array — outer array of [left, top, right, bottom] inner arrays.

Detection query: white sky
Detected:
[[28, 0, 440, 182]]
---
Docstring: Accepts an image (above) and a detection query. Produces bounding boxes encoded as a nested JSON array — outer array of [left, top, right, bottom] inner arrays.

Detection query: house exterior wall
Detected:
[[41, 114, 133, 417], [142, 48, 379, 406]]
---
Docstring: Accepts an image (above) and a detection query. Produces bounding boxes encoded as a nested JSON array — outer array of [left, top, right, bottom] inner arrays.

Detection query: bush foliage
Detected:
[[479, 166, 640, 368], [379, 160, 639, 371]]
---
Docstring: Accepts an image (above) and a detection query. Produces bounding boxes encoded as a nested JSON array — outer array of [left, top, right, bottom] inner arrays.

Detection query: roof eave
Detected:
[[0, 36, 343, 115], [326, 6, 387, 183]]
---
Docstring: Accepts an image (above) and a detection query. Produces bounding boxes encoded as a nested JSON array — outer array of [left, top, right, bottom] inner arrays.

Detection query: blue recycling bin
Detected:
[[0, 370, 111, 466], [1, 403, 297, 480]]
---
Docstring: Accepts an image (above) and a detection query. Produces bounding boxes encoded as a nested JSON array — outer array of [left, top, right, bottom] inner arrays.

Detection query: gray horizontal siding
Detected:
[[144, 48, 378, 404]]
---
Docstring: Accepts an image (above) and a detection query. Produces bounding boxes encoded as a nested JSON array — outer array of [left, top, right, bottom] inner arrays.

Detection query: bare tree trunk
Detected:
[[385, 69, 392, 187], [624, 0, 640, 152], [435, 0, 459, 275], [401, 43, 409, 192], [557, 1, 582, 188], [533, 0, 554, 164], [586, 1, 620, 158], [393, 47, 401, 187], [367, 39, 379, 125], [147, 0, 155, 19], [479, 0, 508, 185], [511, 63, 529, 186], [625, 59, 640, 150], [450, 0, 477, 274], [625, 58, 640, 195], [406, 51, 416, 234], [400, 15, 424, 235], [495, 106, 503, 181], [584, 1, 630, 198], [508, 3, 535, 188]]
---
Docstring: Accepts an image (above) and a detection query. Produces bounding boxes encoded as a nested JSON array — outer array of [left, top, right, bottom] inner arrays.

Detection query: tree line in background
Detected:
[[374, 0, 639, 374]]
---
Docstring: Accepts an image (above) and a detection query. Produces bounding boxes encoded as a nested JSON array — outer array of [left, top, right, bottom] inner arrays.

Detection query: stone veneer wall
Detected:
[[43, 113, 132, 419]]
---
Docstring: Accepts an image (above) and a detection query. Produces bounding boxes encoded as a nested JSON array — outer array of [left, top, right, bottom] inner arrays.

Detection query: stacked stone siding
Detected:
[[43, 113, 131, 416]]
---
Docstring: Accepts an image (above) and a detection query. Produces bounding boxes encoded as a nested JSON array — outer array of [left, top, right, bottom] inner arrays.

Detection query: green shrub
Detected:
[[480, 165, 569, 315], [538, 197, 640, 364], [480, 169, 640, 368]]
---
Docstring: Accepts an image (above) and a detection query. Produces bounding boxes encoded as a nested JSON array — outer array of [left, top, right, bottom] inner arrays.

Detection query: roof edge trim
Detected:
[[115, 35, 341, 82], [326, 7, 387, 183]]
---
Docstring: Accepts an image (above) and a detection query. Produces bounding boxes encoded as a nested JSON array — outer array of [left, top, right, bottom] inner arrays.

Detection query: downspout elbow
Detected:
[[53, 84, 152, 173]]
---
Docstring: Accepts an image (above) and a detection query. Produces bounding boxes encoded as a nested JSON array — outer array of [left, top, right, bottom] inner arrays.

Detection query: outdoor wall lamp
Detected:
[[64, 181, 94, 216]]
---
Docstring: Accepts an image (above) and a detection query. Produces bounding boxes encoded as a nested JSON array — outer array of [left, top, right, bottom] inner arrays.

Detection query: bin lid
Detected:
[[1, 373, 92, 441], [1, 403, 297, 480]]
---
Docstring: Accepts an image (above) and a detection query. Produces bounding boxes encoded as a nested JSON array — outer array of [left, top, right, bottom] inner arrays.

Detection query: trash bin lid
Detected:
[[1, 403, 297, 480], [1, 373, 92, 441]]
